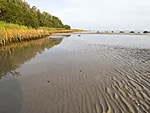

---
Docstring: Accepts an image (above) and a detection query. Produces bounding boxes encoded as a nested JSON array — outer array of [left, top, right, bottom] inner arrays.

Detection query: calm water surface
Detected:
[[0, 34, 150, 113]]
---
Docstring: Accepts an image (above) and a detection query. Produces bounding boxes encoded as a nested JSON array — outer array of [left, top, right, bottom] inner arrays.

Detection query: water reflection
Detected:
[[0, 76, 23, 113], [0, 34, 150, 113], [0, 37, 63, 78], [0, 37, 63, 112]]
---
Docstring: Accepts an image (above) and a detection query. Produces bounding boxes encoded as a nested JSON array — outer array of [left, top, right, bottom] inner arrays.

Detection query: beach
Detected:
[[0, 34, 150, 113]]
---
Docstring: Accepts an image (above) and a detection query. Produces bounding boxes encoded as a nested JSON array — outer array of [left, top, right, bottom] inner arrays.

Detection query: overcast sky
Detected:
[[26, 0, 150, 30]]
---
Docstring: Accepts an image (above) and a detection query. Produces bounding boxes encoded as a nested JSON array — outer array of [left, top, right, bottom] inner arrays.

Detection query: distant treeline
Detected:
[[0, 0, 71, 29]]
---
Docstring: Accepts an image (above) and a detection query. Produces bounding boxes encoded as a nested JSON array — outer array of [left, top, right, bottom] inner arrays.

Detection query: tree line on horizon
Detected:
[[0, 0, 71, 29]]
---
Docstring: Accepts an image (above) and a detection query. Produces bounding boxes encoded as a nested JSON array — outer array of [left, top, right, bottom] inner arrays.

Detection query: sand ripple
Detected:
[[16, 43, 150, 113]]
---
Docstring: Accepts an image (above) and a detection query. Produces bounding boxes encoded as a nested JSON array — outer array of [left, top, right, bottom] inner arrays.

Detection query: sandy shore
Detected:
[[0, 35, 150, 113], [20, 45, 150, 113]]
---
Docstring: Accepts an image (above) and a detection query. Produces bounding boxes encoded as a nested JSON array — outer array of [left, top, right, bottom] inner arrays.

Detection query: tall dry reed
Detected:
[[0, 21, 83, 46]]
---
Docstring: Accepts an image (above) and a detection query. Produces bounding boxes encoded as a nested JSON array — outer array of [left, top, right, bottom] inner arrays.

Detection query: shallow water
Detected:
[[0, 34, 150, 113]]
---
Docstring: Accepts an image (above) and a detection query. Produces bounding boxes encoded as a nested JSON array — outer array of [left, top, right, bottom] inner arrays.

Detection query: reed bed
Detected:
[[0, 22, 49, 46], [0, 21, 83, 46]]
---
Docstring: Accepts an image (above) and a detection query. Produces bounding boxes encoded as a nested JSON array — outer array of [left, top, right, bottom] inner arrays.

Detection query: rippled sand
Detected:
[[0, 35, 150, 113]]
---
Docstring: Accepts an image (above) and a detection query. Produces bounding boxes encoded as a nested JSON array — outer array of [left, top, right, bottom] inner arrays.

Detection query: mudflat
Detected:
[[0, 34, 150, 113]]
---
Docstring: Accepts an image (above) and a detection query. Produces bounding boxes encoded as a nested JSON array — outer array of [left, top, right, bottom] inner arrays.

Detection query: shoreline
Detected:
[[0, 29, 83, 46], [73, 32, 150, 35], [0, 21, 83, 46], [1, 26, 149, 46]]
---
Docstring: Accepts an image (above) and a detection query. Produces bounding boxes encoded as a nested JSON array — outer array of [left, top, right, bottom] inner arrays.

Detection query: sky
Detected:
[[26, 0, 150, 30]]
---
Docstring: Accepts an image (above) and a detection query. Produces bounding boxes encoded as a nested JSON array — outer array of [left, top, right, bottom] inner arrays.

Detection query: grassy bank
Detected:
[[0, 21, 83, 46]]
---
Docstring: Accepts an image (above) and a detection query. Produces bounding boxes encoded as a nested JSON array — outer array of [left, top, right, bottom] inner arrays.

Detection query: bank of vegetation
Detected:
[[0, 0, 82, 46], [0, 21, 82, 46]]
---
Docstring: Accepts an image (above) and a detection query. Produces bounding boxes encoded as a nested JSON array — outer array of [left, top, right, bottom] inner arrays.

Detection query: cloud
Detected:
[[26, 0, 150, 30]]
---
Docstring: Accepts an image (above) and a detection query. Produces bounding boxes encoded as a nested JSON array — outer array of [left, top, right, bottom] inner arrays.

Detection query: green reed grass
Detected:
[[0, 21, 83, 46]]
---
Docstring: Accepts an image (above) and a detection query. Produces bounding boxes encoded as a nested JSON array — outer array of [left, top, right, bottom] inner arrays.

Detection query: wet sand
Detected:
[[0, 34, 150, 113]]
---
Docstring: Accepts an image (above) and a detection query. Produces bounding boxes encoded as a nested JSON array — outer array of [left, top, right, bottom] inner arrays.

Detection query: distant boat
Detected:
[[78, 35, 81, 36]]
